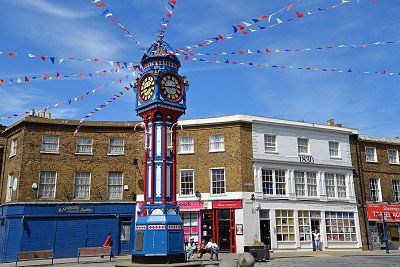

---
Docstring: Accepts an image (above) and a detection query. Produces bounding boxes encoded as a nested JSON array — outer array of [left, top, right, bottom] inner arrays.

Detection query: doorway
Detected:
[[311, 219, 321, 251], [218, 210, 231, 252], [259, 210, 271, 248]]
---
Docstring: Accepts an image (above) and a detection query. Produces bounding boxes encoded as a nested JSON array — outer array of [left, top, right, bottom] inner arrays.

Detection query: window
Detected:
[[294, 171, 317, 197], [120, 224, 131, 241], [108, 138, 124, 155], [393, 180, 400, 203], [179, 136, 194, 153], [298, 211, 312, 241], [41, 136, 59, 153], [38, 171, 57, 199], [108, 172, 123, 200], [297, 138, 309, 154], [209, 134, 224, 152], [261, 169, 286, 196], [180, 170, 194, 195], [388, 149, 399, 164], [6, 174, 15, 202], [211, 168, 225, 194], [275, 210, 295, 241], [325, 212, 357, 242], [325, 173, 347, 198], [10, 139, 17, 157], [181, 212, 199, 243], [365, 147, 377, 162], [329, 141, 340, 157], [369, 178, 381, 202], [264, 134, 277, 152], [76, 138, 93, 154], [74, 172, 91, 199]]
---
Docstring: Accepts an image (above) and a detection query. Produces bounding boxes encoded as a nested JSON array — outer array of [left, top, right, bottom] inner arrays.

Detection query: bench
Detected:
[[16, 250, 54, 266], [77, 247, 112, 263]]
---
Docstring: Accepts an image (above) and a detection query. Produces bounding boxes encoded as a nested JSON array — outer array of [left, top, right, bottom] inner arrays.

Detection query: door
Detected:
[[311, 219, 320, 251], [218, 210, 230, 252], [119, 219, 132, 254], [54, 218, 88, 258], [260, 220, 271, 248]]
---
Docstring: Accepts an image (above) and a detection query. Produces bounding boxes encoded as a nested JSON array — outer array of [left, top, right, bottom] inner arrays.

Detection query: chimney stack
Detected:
[[327, 119, 335, 126]]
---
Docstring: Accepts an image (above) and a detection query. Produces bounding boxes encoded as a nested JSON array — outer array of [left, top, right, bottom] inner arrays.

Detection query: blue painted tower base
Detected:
[[132, 204, 185, 264]]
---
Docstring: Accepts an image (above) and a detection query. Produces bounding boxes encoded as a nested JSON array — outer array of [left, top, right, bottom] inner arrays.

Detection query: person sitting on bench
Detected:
[[206, 238, 219, 261]]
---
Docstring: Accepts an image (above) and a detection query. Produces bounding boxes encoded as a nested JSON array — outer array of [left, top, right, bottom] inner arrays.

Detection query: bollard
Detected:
[[237, 252, 255, 267]]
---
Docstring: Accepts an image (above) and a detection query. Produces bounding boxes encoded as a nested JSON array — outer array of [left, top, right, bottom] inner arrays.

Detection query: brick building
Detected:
[[351, 135, 400, 251], [0, 115, 144, 262]]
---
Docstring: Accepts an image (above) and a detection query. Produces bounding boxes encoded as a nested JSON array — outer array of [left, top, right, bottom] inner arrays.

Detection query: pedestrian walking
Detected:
[[312, 230, 321, 252], [103, 233, 115, 258]]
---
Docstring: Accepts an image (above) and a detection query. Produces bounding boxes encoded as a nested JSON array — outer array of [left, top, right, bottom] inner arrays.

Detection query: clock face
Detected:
[[139, 75, 155, 102], [160, 74, 183, 102]]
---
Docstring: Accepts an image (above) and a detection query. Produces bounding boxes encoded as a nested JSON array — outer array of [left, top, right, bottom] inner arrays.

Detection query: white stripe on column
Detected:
[[148, 165, 152, 197], [156, 165, 162, 197], [166, 166, 171, 197], [156, 126, 162, 157]]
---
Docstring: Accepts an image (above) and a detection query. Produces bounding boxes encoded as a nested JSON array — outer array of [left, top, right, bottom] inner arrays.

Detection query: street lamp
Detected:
[[382, 213, 390, 254]]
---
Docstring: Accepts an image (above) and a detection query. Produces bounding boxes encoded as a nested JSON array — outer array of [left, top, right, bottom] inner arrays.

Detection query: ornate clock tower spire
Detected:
[[132, 40, 188, 264]]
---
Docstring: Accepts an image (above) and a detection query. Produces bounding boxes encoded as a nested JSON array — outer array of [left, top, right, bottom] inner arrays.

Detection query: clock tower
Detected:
[[131, 40, 188, 264]]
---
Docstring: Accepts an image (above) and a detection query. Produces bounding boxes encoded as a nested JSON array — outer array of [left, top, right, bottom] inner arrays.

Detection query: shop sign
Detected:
[[212, 200, 242, 209], [178, 201, 204, 211], [366, 203, 400, 222], [299, 155, 314, 163], [57, 205, 93, 214]]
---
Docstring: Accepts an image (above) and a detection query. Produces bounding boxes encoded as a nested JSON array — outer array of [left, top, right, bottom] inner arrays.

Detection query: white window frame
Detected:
[[297, 138, 309, 155], [178, 136, 194, 154], [264, 134, 277, 153], [179, 169, 195, 196], [294, 171, 318, 198], [107, 172, 124, 200], [393, 180, 400, 203], [329, 141, 341, 158], [73, 172, 91, 200], [210, 168, 226, 195], [388, 149, 399, 164], [40, 136, 60, 154], [10, 139, 17, 157], [38, 171, 57, 199], [325, 173, 347, 199], [369, 178, 382, 202], [365, 146, 377, 162], [209, 134, 225, 152], [76, 138, 93, 155], [261, 169, 287, 196], [108, 138, 125, 155], [6, 173, 14, 202]]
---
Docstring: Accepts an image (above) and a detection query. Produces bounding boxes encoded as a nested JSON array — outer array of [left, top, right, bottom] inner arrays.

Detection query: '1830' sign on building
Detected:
[[58, 205, 94, 214]]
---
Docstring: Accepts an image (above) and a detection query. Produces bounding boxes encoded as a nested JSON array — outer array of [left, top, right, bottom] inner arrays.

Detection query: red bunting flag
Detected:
[[8, 52, 14, 58], [184, 55, 189, 60], [102, 70, 107, 74], [80, 74, 86, 78], [236, 24, 245, 30], [96, 2, 106, 8], [24, 76, 30, 82], [238, 50, 244, 55], [0, 79, 4, 85], [265, 48, 271, 53], [40, 56, 47, 61], [56, 72, 62, 78], [80, 94, 84, 100], [296, 11, 304, 18], [169, 0, 176, 5], [287, 3, 294, 11]]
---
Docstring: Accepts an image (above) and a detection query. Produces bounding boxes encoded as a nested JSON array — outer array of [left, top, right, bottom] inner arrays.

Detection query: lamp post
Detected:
[[382, 213, 390, 254]]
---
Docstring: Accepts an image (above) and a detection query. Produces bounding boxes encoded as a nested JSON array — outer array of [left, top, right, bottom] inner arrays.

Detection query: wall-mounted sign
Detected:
[[212, 200, 242, 209], [236, 224, 243, 235], [243, 182, 253, 187], [366, 203, 400, 222], [299, 155, 314, 164], [177, 201, 204, 211], [57, 205, 93, 214]]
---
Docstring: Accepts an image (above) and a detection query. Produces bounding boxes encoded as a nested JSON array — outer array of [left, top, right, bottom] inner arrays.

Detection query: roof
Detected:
[[2, 114, 358, 135], [359, 135, 400, 145]]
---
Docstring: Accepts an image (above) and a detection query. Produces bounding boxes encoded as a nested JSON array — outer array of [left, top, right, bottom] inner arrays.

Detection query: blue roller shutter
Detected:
[[4, 218, 23, 262], [21, 218, 56, 252], [54, 218, 87, 258], [86, 216, 117, 252], [0, 219, 7, 261]]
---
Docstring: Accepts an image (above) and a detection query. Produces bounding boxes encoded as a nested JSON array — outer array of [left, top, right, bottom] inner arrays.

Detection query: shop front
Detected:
[[200, 200, 242, 253], [178, 201, 204, 244], [0, 203, 136, 262], [366, 203, 400, 250]]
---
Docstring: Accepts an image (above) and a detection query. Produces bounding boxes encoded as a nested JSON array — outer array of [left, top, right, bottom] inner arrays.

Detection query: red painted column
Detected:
[[142, 116, 148, 204], [162, 114, 167, 204], [150, 114, 155, 204], [171, 116, 177, 204]]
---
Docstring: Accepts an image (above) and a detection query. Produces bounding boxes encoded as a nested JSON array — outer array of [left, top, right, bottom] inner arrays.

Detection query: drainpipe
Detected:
[[355, 136, 371, 250]]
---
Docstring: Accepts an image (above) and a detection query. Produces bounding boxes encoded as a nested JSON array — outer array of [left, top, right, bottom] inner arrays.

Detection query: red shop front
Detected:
[[366, 203, 400, 249], [201, 200, 242, 253]]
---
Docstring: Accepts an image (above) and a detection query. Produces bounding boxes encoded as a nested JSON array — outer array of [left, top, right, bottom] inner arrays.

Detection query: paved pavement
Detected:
[[4, 250, 400, 266]]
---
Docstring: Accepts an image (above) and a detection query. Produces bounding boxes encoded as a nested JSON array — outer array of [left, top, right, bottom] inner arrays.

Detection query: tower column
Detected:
[[171, 115, 177, 204], [142, 115, 148, 204], [162, 114, 167, 204], [150, 114, 155, 204]]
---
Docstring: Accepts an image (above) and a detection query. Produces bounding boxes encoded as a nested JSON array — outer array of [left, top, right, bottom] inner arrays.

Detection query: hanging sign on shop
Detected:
[[366, 203, 400, 222]]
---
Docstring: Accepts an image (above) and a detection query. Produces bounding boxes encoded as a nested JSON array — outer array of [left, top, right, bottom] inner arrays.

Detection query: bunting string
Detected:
[[187, 56, 398, 78], [0, 67, 136, 86], [176, 0, 357, 53], [156, 0, 177, 40], [91, 0, 145, 51], [0, 50, 140, 69], [179, 40, 400, 59], [0, 75, 134, 121], [74, 85, 131, 134]]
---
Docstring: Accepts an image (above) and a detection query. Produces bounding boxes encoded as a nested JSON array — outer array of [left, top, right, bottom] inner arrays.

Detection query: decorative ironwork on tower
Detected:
[[132, 40, 189, 264]]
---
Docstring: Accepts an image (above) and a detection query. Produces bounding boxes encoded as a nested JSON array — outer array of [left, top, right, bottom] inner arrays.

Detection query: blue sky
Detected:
[[0, 0, 399, 136]]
